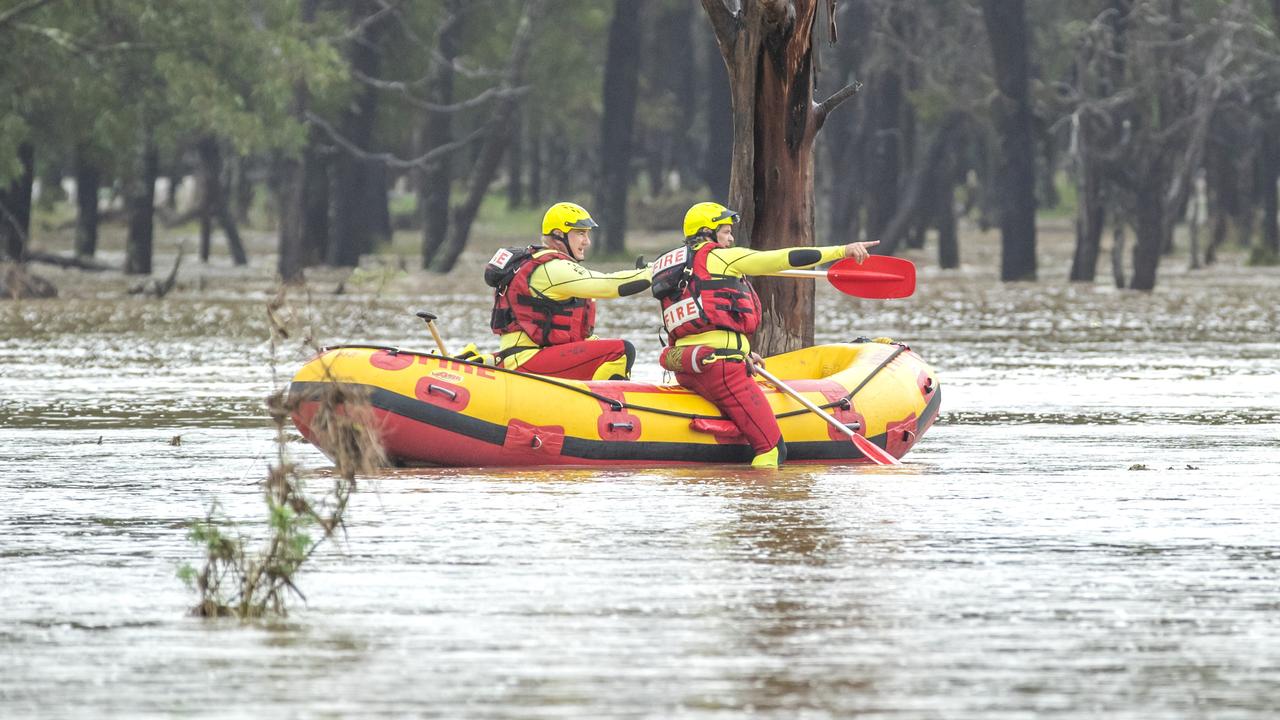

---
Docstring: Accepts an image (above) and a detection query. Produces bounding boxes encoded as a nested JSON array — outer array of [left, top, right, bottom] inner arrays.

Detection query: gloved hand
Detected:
[[453, 342, 494, 365], [745, 351, 765, 376]]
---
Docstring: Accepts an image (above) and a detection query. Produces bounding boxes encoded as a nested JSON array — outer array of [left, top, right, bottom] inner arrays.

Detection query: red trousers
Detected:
[[514, 338, 634, 381], [677, 358, 781, 455]]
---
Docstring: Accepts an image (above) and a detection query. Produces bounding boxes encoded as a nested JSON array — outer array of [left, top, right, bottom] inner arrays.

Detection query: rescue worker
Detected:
[[482, 202, 651, 380], [651, 202, 879, 468]]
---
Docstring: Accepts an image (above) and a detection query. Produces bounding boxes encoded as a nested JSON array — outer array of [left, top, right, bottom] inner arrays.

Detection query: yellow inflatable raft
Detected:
[[289, 340, 940, 467]]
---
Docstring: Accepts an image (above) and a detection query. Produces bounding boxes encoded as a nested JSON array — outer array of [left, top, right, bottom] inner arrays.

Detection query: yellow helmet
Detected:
[[683, 201, 739, 240], [541, 202, 599, 238]]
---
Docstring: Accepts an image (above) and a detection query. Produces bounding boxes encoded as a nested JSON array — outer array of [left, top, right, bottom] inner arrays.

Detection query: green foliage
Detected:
[[182, 291, 385, 619]]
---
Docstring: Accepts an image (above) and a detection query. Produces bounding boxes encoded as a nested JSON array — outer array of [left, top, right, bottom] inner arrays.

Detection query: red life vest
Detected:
[[487, 247, 595, 346], [656, 241, 761, 343]]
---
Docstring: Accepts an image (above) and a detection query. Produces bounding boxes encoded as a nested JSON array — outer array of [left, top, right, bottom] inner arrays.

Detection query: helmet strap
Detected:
[[547, 231, 580, 261]]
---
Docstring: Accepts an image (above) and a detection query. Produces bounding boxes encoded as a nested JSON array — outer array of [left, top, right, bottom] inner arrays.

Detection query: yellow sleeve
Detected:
[[705, 245, 846, 277], [530, 259, 652, 301]]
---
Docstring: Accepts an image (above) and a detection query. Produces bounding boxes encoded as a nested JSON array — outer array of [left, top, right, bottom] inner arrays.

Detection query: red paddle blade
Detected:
[[826, 256, 916, 299]]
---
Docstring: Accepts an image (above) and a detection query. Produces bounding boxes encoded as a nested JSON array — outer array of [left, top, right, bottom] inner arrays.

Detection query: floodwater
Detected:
[[3, 235, 1279, 718]]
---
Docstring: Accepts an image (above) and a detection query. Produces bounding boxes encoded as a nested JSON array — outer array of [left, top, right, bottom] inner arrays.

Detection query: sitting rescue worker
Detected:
[[652, 202, 879, 468], [484, 201, 651, 380]]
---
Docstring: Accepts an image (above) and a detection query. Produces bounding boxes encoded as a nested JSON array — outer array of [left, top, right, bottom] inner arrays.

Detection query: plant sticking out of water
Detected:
[[178, 289, 384, 618]]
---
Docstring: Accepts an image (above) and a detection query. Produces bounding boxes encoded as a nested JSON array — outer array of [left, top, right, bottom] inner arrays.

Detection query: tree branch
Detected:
[[0, 0, 58, 30], [305, 110, 486, 169], [814, 79, 862, 130], [350, 68, 528, 112]]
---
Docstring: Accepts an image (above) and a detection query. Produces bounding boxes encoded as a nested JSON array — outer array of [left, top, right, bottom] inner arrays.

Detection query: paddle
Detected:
[[753, 365, 901, 466], [770, 255, 916, 299]]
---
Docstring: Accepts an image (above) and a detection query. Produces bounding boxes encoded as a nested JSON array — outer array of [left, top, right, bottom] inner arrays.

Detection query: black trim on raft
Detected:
[[317, 344, 909, 420], [291, 381, 867, 464], [291, 342, 939, 464]]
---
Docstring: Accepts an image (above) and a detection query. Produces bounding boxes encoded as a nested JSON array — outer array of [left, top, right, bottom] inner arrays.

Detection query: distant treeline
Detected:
[[1, 0, 1277, 290]]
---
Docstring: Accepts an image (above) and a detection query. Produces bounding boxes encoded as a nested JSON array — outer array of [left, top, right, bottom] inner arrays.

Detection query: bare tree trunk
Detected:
[[1110, 224, 1126, 288], [231, 156, 253, 226], [330, 0, 388, 267], [597, 0, 645, 256], [702, 0, 858, 355], [1070, 112, 1105, 282], [302, 134, 330, 268], [506, 109, 524, 210], [528, 114, 544, 206], [0, 142, 34, 262], [418, 0, 460, 269], [1130, 184, 1163, 290], [1259, 126, 1279, 260], [125, 133, 158, 276], [981, 0, 1037, 281], [277, 0, 317, 284], [431, 0, 545, 273], [198, 137, 248, 266], [74, 149, 100, 258], [877, 112, 965, 255], [865, 72, 903, 240]]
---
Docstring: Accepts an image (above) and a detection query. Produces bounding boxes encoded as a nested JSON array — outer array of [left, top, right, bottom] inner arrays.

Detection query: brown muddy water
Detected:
[[2, 228, 1279, 718]]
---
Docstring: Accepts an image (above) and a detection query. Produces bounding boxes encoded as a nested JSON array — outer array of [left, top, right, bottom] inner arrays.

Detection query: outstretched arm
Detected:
[[711, 241, 880, 277], [532, 259, 652, 301]]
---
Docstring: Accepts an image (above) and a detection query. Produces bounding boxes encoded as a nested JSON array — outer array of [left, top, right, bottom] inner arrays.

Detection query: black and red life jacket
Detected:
[[651, 240, 760, 343], [485, 246, 595, 346]]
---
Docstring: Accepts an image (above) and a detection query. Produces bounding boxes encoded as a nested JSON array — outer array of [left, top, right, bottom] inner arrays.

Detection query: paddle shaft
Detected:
[[754, 366, 900, 466], [426, 321, 449, 356]]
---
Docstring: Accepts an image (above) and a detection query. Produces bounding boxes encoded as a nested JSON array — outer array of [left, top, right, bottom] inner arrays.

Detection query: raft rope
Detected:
[[322, 340, 909, 422]]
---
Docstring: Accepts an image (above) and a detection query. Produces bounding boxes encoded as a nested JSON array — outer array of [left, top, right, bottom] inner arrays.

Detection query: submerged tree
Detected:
[[701, 0, 860, 355], [980, 0, 1038, 282]]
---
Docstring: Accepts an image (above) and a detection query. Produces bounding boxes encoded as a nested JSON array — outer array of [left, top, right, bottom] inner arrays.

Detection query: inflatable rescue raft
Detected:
[[288, 340, 940, 467]]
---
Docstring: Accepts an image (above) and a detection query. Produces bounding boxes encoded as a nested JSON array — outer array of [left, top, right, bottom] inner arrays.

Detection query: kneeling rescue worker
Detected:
[[653, 202, 879, 468], [483, 202, 651, 380]]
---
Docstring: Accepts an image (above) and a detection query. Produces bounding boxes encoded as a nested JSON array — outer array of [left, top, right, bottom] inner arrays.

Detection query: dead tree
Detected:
[[980, 0, 1038, 281], [701, 0, 860, 355]]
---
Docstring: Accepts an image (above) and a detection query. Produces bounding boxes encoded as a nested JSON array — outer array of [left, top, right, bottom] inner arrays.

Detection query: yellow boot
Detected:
[[751, 446, 780, 469]]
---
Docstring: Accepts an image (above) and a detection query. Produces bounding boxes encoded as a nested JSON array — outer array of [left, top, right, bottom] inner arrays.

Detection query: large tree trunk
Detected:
[[431, 0, 544, 274], [980, 0, 1038, 281], [0, 142, 35, 262], [74, 149, 100, 258], [418, 0, 460, 269], [125, 133, 159, 276], [597, 0, 645, 256], [702, 0, 856, 355]]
